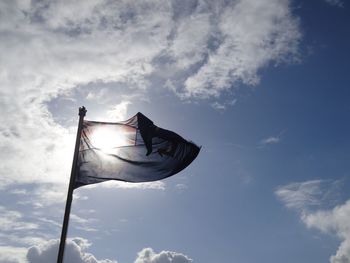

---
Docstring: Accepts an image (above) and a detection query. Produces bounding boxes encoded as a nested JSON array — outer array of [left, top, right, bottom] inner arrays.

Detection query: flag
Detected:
[[74, 112, 200, 188]]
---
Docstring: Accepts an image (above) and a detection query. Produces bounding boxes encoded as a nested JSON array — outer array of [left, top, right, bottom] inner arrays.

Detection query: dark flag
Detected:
[[75, 112, 200, 188]]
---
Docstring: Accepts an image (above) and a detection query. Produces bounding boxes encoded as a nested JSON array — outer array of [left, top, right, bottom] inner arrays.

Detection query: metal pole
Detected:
[[57, 106, 87, 263]]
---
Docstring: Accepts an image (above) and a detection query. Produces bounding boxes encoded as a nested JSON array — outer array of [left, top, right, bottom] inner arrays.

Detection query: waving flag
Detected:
[[75, 112, 200, 188]]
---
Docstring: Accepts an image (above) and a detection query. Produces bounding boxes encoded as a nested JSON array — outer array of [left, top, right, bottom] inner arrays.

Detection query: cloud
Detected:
[[303, 201, 350, 263], [0, 206, 39, 232], [275, 180, 325, 210], [0, 246, 28, 263], [0, 0, 301, 191], [27, 238, 117, 263], [81, 181, 166, 190], [134, 248, 192, 263], [324, 0, 344, 7], [275, 179, 341, 212], [211, 99, 237, 111], [276, 180, 349, 263], [106, 101, 132, 122], [182, 0, 301, 98], [259, 130, 287, 147], [25, 239, 192, 263], [0, 0, 169, 188], [260, 136, 281, 145], [0, 1, 302, 259]]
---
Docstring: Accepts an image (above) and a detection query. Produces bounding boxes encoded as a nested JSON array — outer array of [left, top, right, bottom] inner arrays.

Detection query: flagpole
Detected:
[[57, 106, 87, 263]]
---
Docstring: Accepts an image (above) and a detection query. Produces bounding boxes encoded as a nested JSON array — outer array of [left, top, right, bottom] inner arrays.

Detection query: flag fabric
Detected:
[[74, 112, 200, 188]]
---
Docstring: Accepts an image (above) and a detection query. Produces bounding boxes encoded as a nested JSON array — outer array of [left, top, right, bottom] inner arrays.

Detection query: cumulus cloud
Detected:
[[24, 239, 192, 263], [303, 201, 350, 263], [276, 179, 349, 263], [27, 238, 117, 263], [134, 248, 192, 263]]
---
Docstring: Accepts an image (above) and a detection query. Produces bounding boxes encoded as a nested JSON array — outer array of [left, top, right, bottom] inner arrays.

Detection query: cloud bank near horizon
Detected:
[[23, 238, 192, 263]]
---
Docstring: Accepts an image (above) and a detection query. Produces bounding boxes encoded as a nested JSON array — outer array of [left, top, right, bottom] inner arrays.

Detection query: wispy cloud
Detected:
[[276, 179, 349, 263], [0, 245, 28, 263], [0, 206, 39, 232], [0, 0, 301, 191], [0, 1, 302, 258], [275, 179, 342, 212], [276, 180, 323, 211], [182, 0, 301, 98], [324, 0, 344, 7], [259, 130, 286, 147], [211, 99, 237, 111], [260, 136, 281, 145]]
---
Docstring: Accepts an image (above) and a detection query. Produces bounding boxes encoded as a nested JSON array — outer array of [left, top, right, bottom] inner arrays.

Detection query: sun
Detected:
[[89, 126, 129, 154]]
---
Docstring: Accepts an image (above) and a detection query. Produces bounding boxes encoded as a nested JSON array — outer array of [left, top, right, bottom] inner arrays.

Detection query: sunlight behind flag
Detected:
[[75, 112, 200, 189], [88, 125, 134, 154]]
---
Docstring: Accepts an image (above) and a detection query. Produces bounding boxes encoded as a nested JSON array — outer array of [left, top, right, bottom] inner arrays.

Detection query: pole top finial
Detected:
[[79, 106, 87, 117]]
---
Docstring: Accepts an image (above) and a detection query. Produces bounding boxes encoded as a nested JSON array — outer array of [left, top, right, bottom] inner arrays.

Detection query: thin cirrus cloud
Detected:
[[260, 136, 281, 145], [324, 0, 344, 7], [275, 180, 350, 263]]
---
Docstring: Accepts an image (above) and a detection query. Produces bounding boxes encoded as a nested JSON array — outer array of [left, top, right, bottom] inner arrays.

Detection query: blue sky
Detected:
[[1, 0, 350, 262]]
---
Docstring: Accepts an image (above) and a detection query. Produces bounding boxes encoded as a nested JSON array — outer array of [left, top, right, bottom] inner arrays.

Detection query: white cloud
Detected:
[[0, 206, 39, 232], [258, 131, 287, 148], [0, 246, 28, 263], [260, 136, 281, 145], [276, 180, 350, 263], [0, 0, 171, 189], [0, 0, 301, 191], [182, 0, 301, 98], [276, 180, 324, 210], [0, 1, 302, 258], [70, 214, 99, 233], [27, 238, 117, 263], [25, 239, 192, 263], [324, 0, 344, 7], [106, 101, 132, 122], [303, 201, 350, 263], [83, 181, 166, 190], [175, 184, 188, 191], [134, 248, 192, 263], [275, 179, 341, 211], [211, 99, 237, 111]]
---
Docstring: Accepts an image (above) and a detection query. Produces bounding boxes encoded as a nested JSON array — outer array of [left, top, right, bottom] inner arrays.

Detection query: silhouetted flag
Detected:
[[74, 112, 200, 188]]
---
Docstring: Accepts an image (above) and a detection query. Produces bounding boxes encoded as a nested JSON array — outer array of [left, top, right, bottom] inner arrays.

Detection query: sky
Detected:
[[0, 0, 350, 262]]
